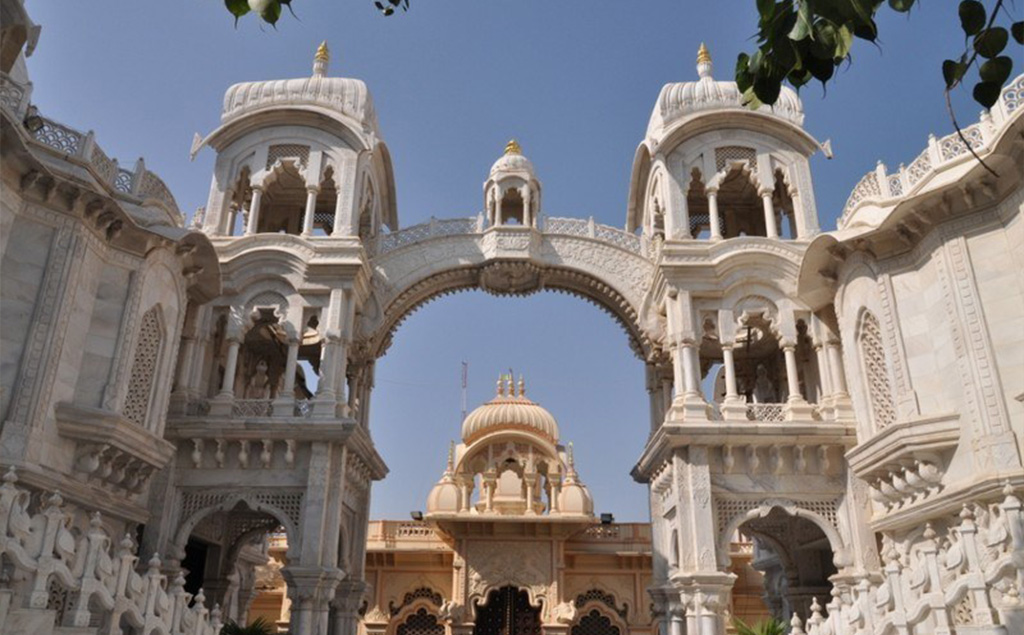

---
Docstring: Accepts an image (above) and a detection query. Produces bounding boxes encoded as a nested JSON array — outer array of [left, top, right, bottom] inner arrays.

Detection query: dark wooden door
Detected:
[[473, 586, 541, 635]]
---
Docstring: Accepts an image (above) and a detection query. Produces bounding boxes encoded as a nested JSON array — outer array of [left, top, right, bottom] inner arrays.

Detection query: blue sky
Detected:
[[25, 1, 988, 521]]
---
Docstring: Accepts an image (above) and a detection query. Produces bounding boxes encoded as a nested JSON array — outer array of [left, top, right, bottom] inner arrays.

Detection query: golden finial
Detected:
[[504, 139, 522, 155], [696, 42, 712, 66], [496, 375, 504, 397], [446, 441, 455, 471], [315, 41, 330, 63], [518, 375, 525, 398]]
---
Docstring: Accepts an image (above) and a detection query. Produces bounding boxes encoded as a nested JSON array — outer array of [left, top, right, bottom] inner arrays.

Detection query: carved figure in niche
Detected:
[[752, 364, 776, 403], [246, 359, 273, 399]]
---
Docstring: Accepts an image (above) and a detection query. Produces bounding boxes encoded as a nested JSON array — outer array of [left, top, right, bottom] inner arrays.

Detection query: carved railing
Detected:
[[797, 484, 1024, 635], [839, 73, 1023, 227], [376, 214, 647, 257], [231, 399, 273, 418], [0, 467, 223, 635], [745, 403, 786, 422], [0, 72, 182, 220]]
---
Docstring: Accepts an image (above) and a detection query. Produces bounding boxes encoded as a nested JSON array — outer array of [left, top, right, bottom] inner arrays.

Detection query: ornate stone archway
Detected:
[[361, 221, 660, 360]]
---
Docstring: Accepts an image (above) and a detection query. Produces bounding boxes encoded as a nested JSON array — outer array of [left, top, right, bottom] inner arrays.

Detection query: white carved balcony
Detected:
[[55, 402, 175, 494], [845, 413, 960, 524]]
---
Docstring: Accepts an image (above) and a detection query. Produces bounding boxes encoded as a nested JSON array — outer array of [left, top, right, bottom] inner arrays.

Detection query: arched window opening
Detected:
[[178, 501, 290, 628], [500, 188, 525, 226], [226, 166, 252, 237], [858, 311, 896, 431], [669, 528, 680, 570], [794, 319, 822, 403], [716, 166, 762, 239], [258, 162, 308, 235], [358, 176, 377, 242], [296, 313, 323, 399], [123, 306, 162, 429], [570, 609, 620, 635], [309, 166, 337, 237], [250, 532, 290, 631], [396, 608, 444, 635], [236, 309, 289, 402], [773, 169, 797, 239], [686, 168, 711, 239], [738, 509, 836, 624]]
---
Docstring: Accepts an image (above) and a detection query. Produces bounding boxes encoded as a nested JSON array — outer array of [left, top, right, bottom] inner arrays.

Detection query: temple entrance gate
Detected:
[[474, 587, 542, 635]]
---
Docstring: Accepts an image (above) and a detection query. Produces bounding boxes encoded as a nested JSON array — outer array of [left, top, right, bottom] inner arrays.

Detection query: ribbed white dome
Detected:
[[489, 139, 536, 179], [461, 381, 559, 444], [220, 43, 380, 136], [647, 45, 805, 139]]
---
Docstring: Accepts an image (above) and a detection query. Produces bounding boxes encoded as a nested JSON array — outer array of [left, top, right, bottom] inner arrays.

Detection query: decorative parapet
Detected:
[[376, 214, 648, 257], [807, 484, 1024, 635], [0, 467, 223, 634], [846, 413, 960, 515], [839, 73, 1023, 228], [0, 71, 182, 223], [55, 402, 176, 495]]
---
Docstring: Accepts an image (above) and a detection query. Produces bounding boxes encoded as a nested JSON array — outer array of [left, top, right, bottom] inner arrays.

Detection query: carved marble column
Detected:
[[670, 340, 710, 420], [760, 190, 779, 238], [332, 190, 346, 237], [218, 338, 241, 398], [245, 186, 263, 235], [274, 336, 300, 413], [302, 186, 318, 236], [826, 338, 854, 420], [707, 188, 722, 240], [720, 344, 747, 420], [783, 343, 814, 421]]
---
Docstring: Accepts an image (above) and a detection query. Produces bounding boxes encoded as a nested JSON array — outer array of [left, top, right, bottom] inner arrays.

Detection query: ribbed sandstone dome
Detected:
[[461, 380, 558, 444]]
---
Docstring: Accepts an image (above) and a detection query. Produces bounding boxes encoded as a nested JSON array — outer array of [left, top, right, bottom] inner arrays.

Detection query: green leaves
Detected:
[[738, 0, 1021, 114], [225, 0, 250, 26], [943, 57, 969, 89], [974, 27, 1008, 58], [959, 1, 987, 36]]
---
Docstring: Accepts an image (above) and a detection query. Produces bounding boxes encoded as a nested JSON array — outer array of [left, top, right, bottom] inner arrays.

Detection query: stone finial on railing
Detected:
[[0, 466, 223, 635]]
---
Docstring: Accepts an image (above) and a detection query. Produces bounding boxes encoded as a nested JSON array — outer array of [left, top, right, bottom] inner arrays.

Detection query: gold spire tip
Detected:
[[315, 41, 330, 63], [504, 139, 522, 155], [697, 42, 711, 65]]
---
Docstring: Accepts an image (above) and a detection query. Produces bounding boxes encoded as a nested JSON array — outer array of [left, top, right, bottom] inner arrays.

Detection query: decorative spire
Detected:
[[439, 440, 455, 482], [696, 42, 713, 79], [496, 374, 505, 397], [696, 42, 711, 65], [518, 374, 525, 398], [313, 41, 330, 78], [506, 374, 515, 397], [564, 441, 579, 484], [504, 139, 522, 155]]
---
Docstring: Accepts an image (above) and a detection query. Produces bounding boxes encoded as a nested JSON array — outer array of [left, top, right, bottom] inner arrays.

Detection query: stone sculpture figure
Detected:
[[246, 359, 273, 399], [753, 364, 776, 403]]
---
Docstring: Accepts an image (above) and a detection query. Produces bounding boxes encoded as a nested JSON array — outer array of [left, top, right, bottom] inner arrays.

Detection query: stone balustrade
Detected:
[[818, 484, 1024, 635], [0, 467, 223, 635], [839, 73, 1024, 228], [377, 214, 648, 257], [0, 71, 182, 221]]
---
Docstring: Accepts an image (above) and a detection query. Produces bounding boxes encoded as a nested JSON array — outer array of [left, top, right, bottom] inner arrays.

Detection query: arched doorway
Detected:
[[473, 586, 541, 635]]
